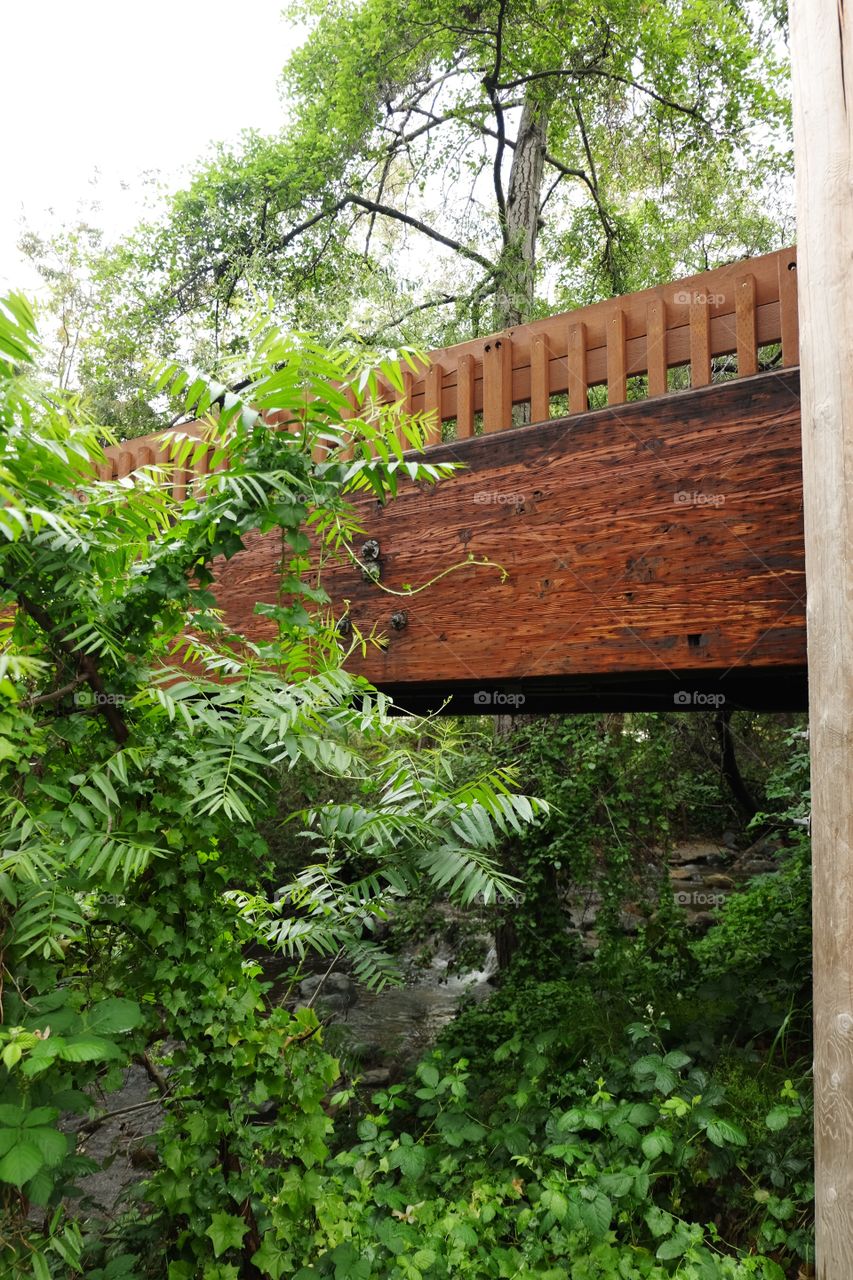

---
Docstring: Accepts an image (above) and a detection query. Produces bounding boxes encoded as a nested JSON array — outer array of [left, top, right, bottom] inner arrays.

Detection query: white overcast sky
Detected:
[[0, 1, 305, 292]]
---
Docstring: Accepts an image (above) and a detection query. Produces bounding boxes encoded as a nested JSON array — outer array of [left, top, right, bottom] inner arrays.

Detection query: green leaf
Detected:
[[206, 1212, 249, 1257], [645, 1206, 674, 1238], [83, 998, 142, 1035], [31, 1254, 51, 1280], [641, 1130, 672, 1160], [398, 1143, 427, 1179], [24, 1167, 56, 1207], [58, 1035, 121, 1063], [578, 1190, 612, 1237], [598, 1171, 634, 1197], [632, 1054, 661, 1076], [656, 1232, 690, 1260], [626, 1103, 657, 1126], [252, 1237, 290, 1279], [23, 1107, 60, 1127], [705, 1118, 747, 1148], [26, 1126, 68, 1166], [765, 1106, 791, 1131], [541, 1187, 568, 1220], [611, 1121, 641, 1147], [0, 1140, 44, 1186]]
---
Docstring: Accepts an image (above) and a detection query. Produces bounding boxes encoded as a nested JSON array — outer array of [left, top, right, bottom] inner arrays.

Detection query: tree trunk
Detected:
[[493, 96, 549, 330], [492, 96, 547, 967]]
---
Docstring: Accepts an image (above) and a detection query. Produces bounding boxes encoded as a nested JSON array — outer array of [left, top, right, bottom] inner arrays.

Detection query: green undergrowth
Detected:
[[75, 848, 814, 1280]]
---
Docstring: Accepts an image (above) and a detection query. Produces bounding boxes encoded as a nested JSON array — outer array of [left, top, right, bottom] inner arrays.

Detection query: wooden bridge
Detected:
[[103, 246, 806, 714]]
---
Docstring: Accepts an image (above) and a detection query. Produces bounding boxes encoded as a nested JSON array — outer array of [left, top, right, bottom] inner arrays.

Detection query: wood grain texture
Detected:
[[211, 370, 806, 711], [791, 3, 853, 1275], [567, 321, 588, 413], [646, 298, 667, 398], [736, 274, 758, 376], [482, 335, 512, 431], [778, 249, 800, 367], [456, 354, 475, 438], [530, 332, 551, 424], [690, 300, 712, 388], [607, 306, 627, 404]]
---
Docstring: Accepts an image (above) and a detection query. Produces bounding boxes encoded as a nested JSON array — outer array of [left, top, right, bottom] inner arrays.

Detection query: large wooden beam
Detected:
[[790, 4, 853, 1275], [212, 370, 806, 712]]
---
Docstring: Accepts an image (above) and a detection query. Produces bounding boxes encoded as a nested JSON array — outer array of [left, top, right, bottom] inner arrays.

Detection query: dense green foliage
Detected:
[[2, 4, 815, 1275], [0, 277, 815, 1280], [0, 295, 546, 1275]]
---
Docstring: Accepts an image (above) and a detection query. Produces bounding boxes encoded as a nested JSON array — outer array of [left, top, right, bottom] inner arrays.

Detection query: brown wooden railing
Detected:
[[102, 246, 799, 478]]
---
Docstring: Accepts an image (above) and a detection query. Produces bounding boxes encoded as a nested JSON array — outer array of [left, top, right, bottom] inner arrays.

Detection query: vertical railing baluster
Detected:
[[483, 336, 512, 432], [689, 300, 711, 387], [646, 298, 667, 397], [778, 252, 800, 368], [607, 307, 627, 405], [531, 332, 550, 423], [424, 361, 443, 445], [568, 321, 587, 414], [456, 354, 475, 439], [736, 274, 758, 376]]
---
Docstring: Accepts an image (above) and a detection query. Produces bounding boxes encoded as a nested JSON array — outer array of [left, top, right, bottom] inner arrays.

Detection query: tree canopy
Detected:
[[21, 0, 792, 431]]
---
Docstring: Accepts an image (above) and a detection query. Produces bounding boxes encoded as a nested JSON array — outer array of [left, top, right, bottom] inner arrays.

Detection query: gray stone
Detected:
[[360, 1068, 392, 1087], [704, 873, 735, 890]]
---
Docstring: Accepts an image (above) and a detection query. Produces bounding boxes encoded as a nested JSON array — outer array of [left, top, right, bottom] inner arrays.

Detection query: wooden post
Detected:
[[790, 4, 853, 1275]]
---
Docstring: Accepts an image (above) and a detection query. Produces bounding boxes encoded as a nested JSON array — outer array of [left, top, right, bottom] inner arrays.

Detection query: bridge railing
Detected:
[[102, 246, 798, 479], [370, 245, 799, 443]]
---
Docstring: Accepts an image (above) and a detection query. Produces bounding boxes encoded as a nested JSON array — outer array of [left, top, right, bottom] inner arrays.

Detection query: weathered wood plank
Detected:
[[791, 2, 853, 1274], [736, 274, 758, 376], [567, 321, 588, 414], [646, 298, 667, 397], [483, 335, 512, 431], [530, 332, 551, 424], [211, 370, 805, 711], [778, 249, 800, 367], [689, 301, 711, 387], [607, 307, 627, 404], [456, 354, 475, 439], [424, 362, 443, 445]]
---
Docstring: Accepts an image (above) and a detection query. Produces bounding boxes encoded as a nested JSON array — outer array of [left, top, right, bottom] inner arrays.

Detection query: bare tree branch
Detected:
[[342, 194, 496, 271], [496, 67, 707, 123], [483, 0, 510, 245]]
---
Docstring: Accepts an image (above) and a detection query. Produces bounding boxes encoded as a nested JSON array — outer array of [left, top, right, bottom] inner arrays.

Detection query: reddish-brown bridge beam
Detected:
[[214, 368, 806, 714], [102, 248, 806, 712]]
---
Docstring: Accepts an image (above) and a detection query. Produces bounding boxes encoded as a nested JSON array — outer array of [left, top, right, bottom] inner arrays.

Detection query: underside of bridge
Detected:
[[213, 366, 807, 714]]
